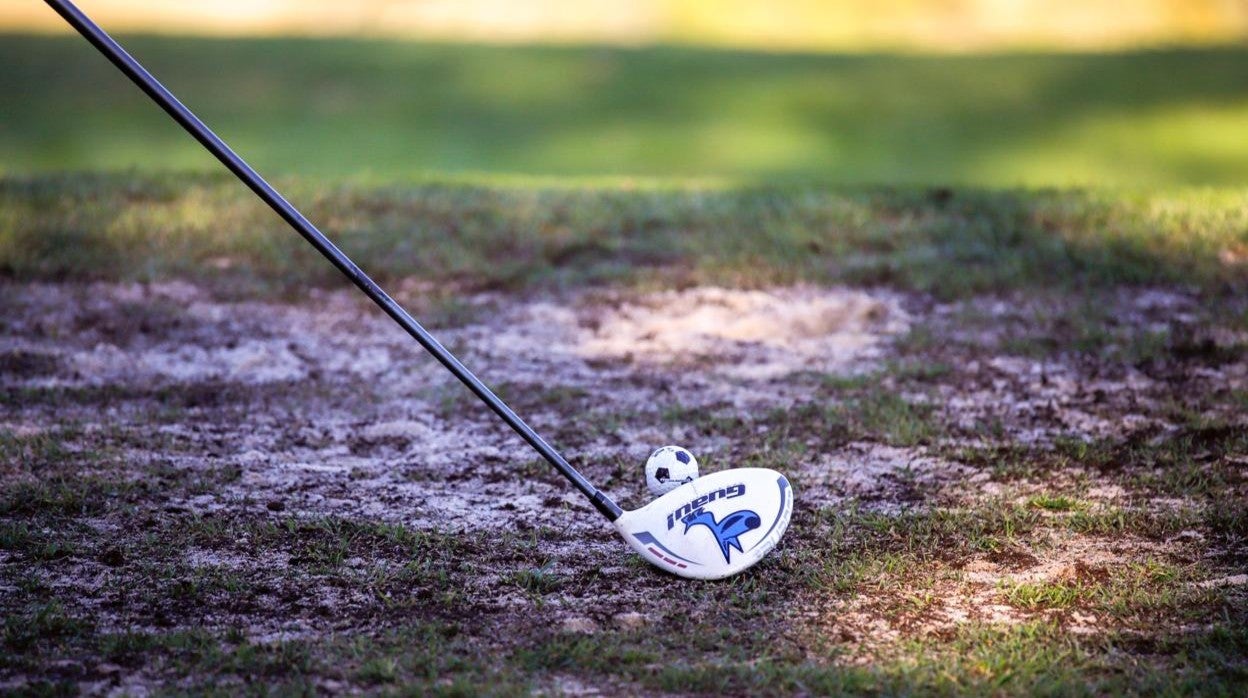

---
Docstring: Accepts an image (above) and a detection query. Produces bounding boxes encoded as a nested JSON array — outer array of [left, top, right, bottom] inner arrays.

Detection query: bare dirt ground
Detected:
[[1, 280, 1245, 694]]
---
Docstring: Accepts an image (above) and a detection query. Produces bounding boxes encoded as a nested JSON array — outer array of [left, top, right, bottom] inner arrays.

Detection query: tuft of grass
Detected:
[[1204, 498, 1248, 541], [115, 623, 527, 694], [1066, 507, 1195, 538], [884, 359, 953, 383], [513, 632, 661, 675], [0, 429, 75, 470], [999, 559, 1213, 622], [0, 475, 132, 519], [844, 392, 941, 446], [754, 380, 944, 450], [1027, 493, 1083, 512], [1000, 579, 1090, 610], [356, 656, 400, 684], [507, 562, 562, 595], [3, 601, 88, 652], [0, 521, 77, 560], [661, 403, 745, 437]]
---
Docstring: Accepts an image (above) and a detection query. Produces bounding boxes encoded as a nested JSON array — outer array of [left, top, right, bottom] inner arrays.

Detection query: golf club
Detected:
[[45, 0, 792, 580]]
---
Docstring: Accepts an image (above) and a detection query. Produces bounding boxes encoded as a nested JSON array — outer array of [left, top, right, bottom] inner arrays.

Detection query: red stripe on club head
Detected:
[[647, 546, 686, 568]]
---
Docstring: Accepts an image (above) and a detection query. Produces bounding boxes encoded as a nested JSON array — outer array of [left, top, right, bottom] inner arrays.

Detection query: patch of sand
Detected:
[[578, 286, 908, 380]]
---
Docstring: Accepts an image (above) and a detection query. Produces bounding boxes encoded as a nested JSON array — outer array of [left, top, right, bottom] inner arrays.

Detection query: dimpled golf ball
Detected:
[[645, 445, 700, 496]]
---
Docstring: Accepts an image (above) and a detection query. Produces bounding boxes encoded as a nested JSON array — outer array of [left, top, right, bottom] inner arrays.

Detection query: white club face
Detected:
[[614, 468, 793, 580]]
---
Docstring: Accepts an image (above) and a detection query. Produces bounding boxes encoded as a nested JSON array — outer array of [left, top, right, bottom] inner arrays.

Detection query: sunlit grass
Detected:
[[4, 174, 1246, 299]]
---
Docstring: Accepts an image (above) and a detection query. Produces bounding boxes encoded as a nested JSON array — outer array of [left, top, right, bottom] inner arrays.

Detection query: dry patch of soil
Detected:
[[1, 280, 1244, 693]]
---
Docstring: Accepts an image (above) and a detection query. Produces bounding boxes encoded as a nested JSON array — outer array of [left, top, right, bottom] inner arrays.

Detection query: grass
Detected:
[[0, 521, 77, 561], [1000, 578, 1091, 610], [3, 175, 1245, 300], [991, 295, 1248, 363], [11, 582, 1227, 696], [7, 619, 527, 695], [0, 428, 77, 470], [998, 559, 1205, 620], [770, 375, 944, 447], [1027, 493, 1082, 512], [2, 37, 1247, 187], [506, 562, 562, 595], [0, 476, 135, 518], [838, 392, 941, 447], [2, 456, 1242, 694], [950, 424, 1247, 503], [508, 617, 1248, 696]]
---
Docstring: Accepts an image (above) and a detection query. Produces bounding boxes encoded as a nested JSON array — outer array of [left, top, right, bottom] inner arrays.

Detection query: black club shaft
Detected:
[[43, 0, 623, 521]]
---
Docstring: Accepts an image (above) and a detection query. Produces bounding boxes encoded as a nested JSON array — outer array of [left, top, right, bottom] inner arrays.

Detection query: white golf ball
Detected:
[[645, 445, 699, 496]]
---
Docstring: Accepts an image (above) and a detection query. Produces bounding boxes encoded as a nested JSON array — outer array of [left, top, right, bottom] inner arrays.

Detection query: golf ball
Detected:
[[645, 445, 699, 496]]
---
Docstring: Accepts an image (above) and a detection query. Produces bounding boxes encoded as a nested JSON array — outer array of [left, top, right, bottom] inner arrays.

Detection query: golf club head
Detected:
[[614, 467, 793, 580]]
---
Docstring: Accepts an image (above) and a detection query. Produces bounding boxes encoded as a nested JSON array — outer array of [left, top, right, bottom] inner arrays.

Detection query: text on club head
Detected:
[[666, 483, 745, 530]]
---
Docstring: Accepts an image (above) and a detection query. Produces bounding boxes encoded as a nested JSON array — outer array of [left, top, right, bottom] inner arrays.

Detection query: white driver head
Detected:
[[614, 467, 793, 580]]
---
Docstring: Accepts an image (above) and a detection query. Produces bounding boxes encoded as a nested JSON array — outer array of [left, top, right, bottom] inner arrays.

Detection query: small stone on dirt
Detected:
[[1194, 574, 1248, 589], [612, 612, 647, 630], [963, 560, 999, 573]]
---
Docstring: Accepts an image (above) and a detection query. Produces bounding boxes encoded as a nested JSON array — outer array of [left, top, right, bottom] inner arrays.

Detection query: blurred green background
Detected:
[[2, 1, 1247, 296], [2, 0, 1247, 186]]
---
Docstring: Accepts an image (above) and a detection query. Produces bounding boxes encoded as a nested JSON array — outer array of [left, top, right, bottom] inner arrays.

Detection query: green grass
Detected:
[[838, 392, 941, 447], [4, 174, 1245, 298], [0, 428, 76, 470], [998, 559, 1206, 619], [1000, 578, 1091, 610], [0, 476, 134, 518], [0, 521, 77, 561], [951, 424, 1247, 501], [11, 620, 527, 695], [1027, 493, 1082, 512], [2, 36, 1247, 186], [4, 473, 1242, 694], [990, 294, 1248, 363], [3, 601, 88, 653], [42, 617, 1233, 697], [745, 374, 945, 448], [509, 619, 1248, 696], [506, 562, 562, 595]]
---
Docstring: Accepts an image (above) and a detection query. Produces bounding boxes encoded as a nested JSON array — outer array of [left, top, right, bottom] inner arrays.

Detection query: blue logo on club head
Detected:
[[682, 508, 762, 563]]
